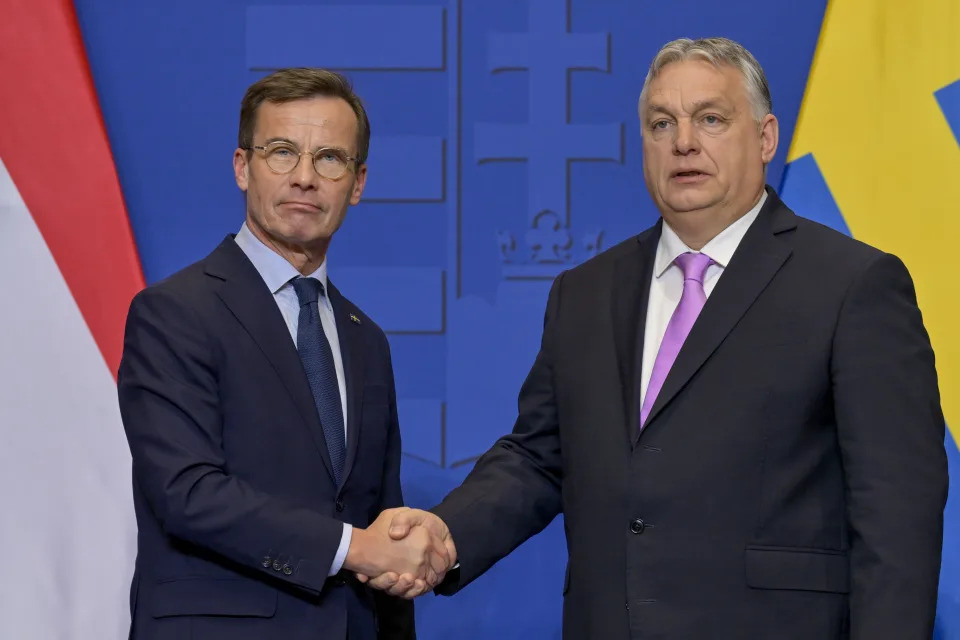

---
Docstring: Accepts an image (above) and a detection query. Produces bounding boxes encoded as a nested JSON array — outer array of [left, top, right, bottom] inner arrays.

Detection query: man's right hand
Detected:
[[354, 508, 457, 599], [343, 507, 451, 597]]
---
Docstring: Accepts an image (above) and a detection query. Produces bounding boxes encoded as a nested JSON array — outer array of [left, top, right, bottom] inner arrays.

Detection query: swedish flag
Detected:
[[780, 1, 960, 637]]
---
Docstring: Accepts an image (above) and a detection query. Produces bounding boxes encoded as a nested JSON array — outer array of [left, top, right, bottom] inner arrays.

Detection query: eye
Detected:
[[652, 120, 670, 130], [702, 114, 722, 125], [317, 151, 344, 164], [266, 143, 298, 157]]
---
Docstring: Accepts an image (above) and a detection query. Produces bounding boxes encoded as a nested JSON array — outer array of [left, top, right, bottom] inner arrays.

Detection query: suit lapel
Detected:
[[639, 190, 797, 436], [611, 224, 660, 447], [326, 280, 365, 488], [204, 237, 337, 483]]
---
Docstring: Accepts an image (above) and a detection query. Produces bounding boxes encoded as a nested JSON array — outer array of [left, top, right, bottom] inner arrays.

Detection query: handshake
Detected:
[[343, 508, 456, 599]]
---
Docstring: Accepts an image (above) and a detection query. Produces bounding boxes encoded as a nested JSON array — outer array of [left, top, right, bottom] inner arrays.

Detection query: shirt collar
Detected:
[[234, 222, 329, 293], [654, 190, 767, 278]]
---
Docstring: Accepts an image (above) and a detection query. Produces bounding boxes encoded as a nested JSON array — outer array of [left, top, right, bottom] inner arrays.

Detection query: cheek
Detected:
[[256, 180, 283, 212], [703, 141, 740, 174], [341, 180, 361, 206], [641, 145, 666, 178], [641, 155, 656, 187], [729, 146, 761, 180]]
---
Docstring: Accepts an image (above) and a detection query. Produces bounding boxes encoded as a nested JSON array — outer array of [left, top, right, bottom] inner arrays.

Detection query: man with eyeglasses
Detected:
[[117, 68, 447, 640]]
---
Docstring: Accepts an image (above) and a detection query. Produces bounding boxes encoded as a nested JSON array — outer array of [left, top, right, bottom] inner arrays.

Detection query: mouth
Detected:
[[280, 201, 322, 212], [670, 170, 709, 184]]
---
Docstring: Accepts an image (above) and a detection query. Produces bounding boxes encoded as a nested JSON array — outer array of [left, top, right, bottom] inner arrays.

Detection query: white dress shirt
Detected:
[[639, 191, 767, 410], [234, 222, 352, 576]]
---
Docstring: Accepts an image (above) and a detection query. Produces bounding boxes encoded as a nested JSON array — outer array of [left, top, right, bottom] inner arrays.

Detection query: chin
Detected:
[[293, 230, 335, 247], [263, 225, 321, 249], [663, 197, 715, 214], [659, 186, 713, 211]]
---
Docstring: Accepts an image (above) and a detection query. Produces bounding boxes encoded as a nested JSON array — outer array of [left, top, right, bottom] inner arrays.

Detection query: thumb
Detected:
[[388, 509, 423, 539]]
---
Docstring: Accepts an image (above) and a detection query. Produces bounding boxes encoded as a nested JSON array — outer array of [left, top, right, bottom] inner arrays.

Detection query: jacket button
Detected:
[[282, 564, 293, 576], [261, 556, 272, 568], [629, 518, 646, 534], [335, 499, 345, 512], [273, 560, 282, 571]]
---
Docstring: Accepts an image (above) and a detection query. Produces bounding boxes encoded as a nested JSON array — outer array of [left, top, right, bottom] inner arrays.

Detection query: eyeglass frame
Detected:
[[242, 140, 363, 180]]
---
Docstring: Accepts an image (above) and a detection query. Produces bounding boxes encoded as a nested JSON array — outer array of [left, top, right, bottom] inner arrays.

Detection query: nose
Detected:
[[289, 152, 318, 191], [673, 119, 701, 156]]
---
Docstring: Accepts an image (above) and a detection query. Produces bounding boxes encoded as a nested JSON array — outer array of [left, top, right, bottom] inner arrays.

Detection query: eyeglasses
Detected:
[[245, 141, 361, 180]]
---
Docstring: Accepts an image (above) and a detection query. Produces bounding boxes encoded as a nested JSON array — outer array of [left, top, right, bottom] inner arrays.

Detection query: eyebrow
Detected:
[[261, 137, 350, 153], [644, 99, 734, 118]]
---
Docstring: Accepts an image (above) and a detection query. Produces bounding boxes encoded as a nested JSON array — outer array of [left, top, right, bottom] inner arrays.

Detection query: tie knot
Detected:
[[674, 251, 714, 284], [292, 277, 325, 306]]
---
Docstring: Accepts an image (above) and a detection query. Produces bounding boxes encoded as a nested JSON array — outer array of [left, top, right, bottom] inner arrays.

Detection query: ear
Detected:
[[233, 148, 250, 192], [349, 162, 368, 206], [759, 113, 779, 164]]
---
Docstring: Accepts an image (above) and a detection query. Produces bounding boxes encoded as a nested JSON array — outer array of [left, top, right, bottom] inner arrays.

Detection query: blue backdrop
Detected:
[[75, 1, 837, 636]]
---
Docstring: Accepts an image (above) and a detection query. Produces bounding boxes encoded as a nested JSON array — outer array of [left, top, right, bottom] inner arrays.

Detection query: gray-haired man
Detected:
[[367, 37, 947, 640]]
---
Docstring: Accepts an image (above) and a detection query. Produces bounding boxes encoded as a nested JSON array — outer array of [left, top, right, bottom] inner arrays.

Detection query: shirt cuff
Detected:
[[328, 523, 353, 576]]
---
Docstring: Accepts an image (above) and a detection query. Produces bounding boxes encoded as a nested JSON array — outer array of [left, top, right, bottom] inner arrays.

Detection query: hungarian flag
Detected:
[[0, 0, 144, 637]]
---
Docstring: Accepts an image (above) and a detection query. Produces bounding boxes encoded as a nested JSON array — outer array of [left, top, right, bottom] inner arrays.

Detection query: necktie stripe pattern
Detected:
[[292, 277, 347, 485]]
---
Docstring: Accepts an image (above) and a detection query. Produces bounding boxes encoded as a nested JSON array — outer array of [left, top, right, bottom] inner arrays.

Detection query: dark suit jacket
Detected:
[[433, 188, 947, 639], [118, 237, 414, 640]]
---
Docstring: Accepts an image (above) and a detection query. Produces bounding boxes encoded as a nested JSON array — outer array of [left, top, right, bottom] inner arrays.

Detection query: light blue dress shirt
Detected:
[[234, 222, 353, 576]]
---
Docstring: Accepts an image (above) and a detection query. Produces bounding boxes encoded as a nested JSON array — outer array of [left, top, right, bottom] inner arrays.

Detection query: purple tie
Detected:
[[639, 251, 714, 428]]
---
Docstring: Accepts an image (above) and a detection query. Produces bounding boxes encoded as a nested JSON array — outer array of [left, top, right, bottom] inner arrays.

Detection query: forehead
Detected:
[[644, 59, 746, 110], [254, 96, 359, 146]]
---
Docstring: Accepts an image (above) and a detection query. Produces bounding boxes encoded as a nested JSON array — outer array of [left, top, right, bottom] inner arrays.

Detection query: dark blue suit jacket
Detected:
[[118, 236, 414, 640]]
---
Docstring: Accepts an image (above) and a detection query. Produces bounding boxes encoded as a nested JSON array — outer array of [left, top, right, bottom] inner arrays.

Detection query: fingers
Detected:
[[390, 511, 456, 569], [357, 508, 457, 596], [386, 575, 428, 599], [410, 512, 456, 572], [406, 525, 448, 581], [443, 536, 458, 569], [427, 539, 448, 576], [364, 571, 400, 591], [363, 571, 427, 599]]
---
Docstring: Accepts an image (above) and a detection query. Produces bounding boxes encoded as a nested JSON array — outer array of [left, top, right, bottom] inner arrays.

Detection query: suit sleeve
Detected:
[[831, 252, 947, 639], [372, 330, 416, 639], [118, 286, 344, 594], [432, 273, 566, 594]]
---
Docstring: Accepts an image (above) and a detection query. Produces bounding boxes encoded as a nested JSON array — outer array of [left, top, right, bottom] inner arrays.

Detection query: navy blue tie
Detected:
[[292, 277, 346, 485]]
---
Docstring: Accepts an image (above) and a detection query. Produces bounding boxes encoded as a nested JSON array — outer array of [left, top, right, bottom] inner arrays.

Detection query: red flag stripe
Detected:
[[0, 0, 145, 377]]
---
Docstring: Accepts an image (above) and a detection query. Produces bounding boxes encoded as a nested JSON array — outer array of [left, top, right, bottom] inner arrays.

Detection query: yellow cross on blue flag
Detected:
[[780, 2, 960, 636]]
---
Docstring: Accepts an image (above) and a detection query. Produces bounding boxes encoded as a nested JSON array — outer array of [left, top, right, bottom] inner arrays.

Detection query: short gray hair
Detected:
[[638, 37, 772, 121]]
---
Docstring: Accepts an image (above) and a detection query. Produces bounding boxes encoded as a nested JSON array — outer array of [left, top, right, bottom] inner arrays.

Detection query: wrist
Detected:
[[343, 526, 372, 574]]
